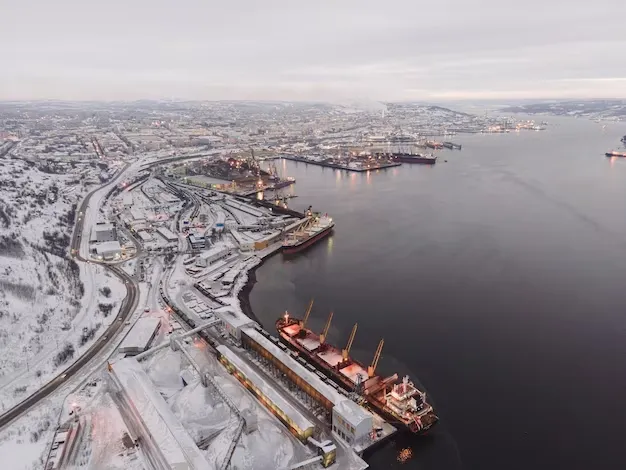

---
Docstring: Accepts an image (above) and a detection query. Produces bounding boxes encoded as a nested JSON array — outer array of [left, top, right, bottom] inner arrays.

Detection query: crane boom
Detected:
[[319, 311, 333, 344], [367, 339, 384, 378], [342, 323, 358, 360], [300, 299, 314, 328]]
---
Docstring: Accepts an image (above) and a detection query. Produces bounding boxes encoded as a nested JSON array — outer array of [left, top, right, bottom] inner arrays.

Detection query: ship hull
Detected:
[[393, 154, 437, 164], [276, 319, 438, 434], [283, 224, 334, 254], [271, 180, 295, 189], [606, 152, 626, 158]]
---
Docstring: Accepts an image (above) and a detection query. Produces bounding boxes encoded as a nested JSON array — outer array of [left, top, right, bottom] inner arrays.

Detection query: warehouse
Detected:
[[91, 222, 117, 242], [240, 326, 374, 447], [93, 241, 122, 261], [157, 226, 178, 243], [213, 307, 256, 341], [109, 359, 212, 470], [217, 345, 315, 441], [119, 317, 161, 355], [195, 245, 230, 268]]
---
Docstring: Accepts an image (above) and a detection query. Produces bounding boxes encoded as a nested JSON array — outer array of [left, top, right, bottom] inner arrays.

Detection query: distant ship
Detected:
[[605, 151, 626, 158], [425, 141, 443, 149], [392, 153, 437, 164], [277, 307, 438, 434], [271, 177, 296, 189], [283, 208, 334, 254]]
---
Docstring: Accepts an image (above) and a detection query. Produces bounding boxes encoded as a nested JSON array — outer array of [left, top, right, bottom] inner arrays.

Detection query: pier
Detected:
[[283, 155, 401, 172]]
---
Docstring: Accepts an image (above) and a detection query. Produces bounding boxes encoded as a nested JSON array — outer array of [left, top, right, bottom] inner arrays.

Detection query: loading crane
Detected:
[[319, 311, 333, 345], [300, 299, 314, 329], [367, 339, 384, 378], [342, 323, 358, 360]]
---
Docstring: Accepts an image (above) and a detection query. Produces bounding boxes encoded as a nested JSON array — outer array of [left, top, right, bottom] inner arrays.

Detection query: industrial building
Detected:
[[188, 233, 206, 249], [212, 307, 256, 341], [217, 345, 315, 441], [91, 222, 117, 242], [109, 359, 213, 470], [157, 227, 179, 243], [229, 230, 255, 252], [239, 327, 374, 447], [93, 240, 122, 261], [195, 245, 231, 268], [119, 317, 161, 355], [136, 230, 152, 243]]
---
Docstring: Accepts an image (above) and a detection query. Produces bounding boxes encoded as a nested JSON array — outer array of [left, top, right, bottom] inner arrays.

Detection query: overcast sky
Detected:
[[2, 0, 625, 101]]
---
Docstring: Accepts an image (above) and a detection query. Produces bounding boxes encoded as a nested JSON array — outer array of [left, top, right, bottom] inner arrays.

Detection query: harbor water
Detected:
[[249, 116, 626, 470]]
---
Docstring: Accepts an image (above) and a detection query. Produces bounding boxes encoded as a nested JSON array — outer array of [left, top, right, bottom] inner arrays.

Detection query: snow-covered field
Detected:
[[0, 156, 126, 411], [0, 393, 64, 470]]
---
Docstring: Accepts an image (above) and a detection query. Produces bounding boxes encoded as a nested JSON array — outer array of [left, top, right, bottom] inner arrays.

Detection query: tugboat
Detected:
[[276, 306, 438, 434]]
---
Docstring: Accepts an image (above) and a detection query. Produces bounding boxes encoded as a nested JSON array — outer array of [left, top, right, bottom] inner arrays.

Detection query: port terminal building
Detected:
[[237, 326, 374, 447]]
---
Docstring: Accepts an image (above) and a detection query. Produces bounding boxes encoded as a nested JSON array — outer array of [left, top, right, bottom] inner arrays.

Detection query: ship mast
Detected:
[[342, 323, 358, 360], [300, 299, 314, 328], [319, 311, 333, 344], [368, 339, 384, 378]]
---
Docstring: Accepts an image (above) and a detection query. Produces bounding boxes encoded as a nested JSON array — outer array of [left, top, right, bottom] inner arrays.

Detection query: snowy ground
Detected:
[[0, 156, 126, 411], [0, 392, 65, 470]]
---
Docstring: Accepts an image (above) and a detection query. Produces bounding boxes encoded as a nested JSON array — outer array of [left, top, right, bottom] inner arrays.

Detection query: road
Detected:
[[0, 165, 140, 430]]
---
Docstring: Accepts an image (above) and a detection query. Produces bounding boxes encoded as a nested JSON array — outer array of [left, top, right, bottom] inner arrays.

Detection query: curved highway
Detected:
[[0, 165, 140, 430]]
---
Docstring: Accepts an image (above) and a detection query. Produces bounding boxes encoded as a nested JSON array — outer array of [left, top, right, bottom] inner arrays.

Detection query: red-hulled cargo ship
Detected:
[[276, 308, 438, 434], [283, 210, 334, 255]]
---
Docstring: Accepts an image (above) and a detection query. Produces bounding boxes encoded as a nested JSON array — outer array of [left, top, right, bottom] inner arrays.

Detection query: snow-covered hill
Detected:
[[0, 155, 123, 411]]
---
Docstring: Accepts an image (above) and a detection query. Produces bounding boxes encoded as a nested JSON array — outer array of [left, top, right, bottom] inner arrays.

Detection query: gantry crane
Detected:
[[319, 311, 333, 345], [300, 299, 314, 329], [342, 323, 358, 360], [367, 339, 384, 378]]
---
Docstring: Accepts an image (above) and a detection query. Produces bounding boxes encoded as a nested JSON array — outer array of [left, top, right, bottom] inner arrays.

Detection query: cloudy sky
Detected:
[[2, 0, 625, 101]]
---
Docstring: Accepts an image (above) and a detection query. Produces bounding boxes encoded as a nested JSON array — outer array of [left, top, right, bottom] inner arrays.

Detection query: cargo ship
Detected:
[[283, 209, 334, 254], [276, 306, 438, 434], [605, 151, 626, 157], [392, 153, 437, 164], [271, 176, 296, 190]]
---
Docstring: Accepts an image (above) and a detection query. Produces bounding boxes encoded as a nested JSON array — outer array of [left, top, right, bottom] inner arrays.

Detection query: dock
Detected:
[[282, 155, 401, 172]]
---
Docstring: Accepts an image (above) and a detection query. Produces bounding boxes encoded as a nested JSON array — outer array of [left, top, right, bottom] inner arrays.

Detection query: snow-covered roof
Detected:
[[112, 359, 213, 470], [94, 222, 115, 232], [241, 327, 346, 406], [217, 345, 315, 433], [94, 240, 122, 254], [119, 317, 160, 353], [198, 244, 230, 260], [333, 398, 373, 428], [157, 226, 178, 241], [214, 307, 256, 330]]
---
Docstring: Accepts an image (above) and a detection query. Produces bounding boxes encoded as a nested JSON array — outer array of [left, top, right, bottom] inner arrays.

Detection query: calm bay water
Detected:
[[249, 116, 626, 470]]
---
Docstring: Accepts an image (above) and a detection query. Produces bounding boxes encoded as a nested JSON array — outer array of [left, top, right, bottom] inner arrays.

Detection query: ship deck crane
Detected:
[[319, 311, 333, 344], [342, 323, 358, 360], [300, 299, 314, 329], [367, 339, 384, 378]]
